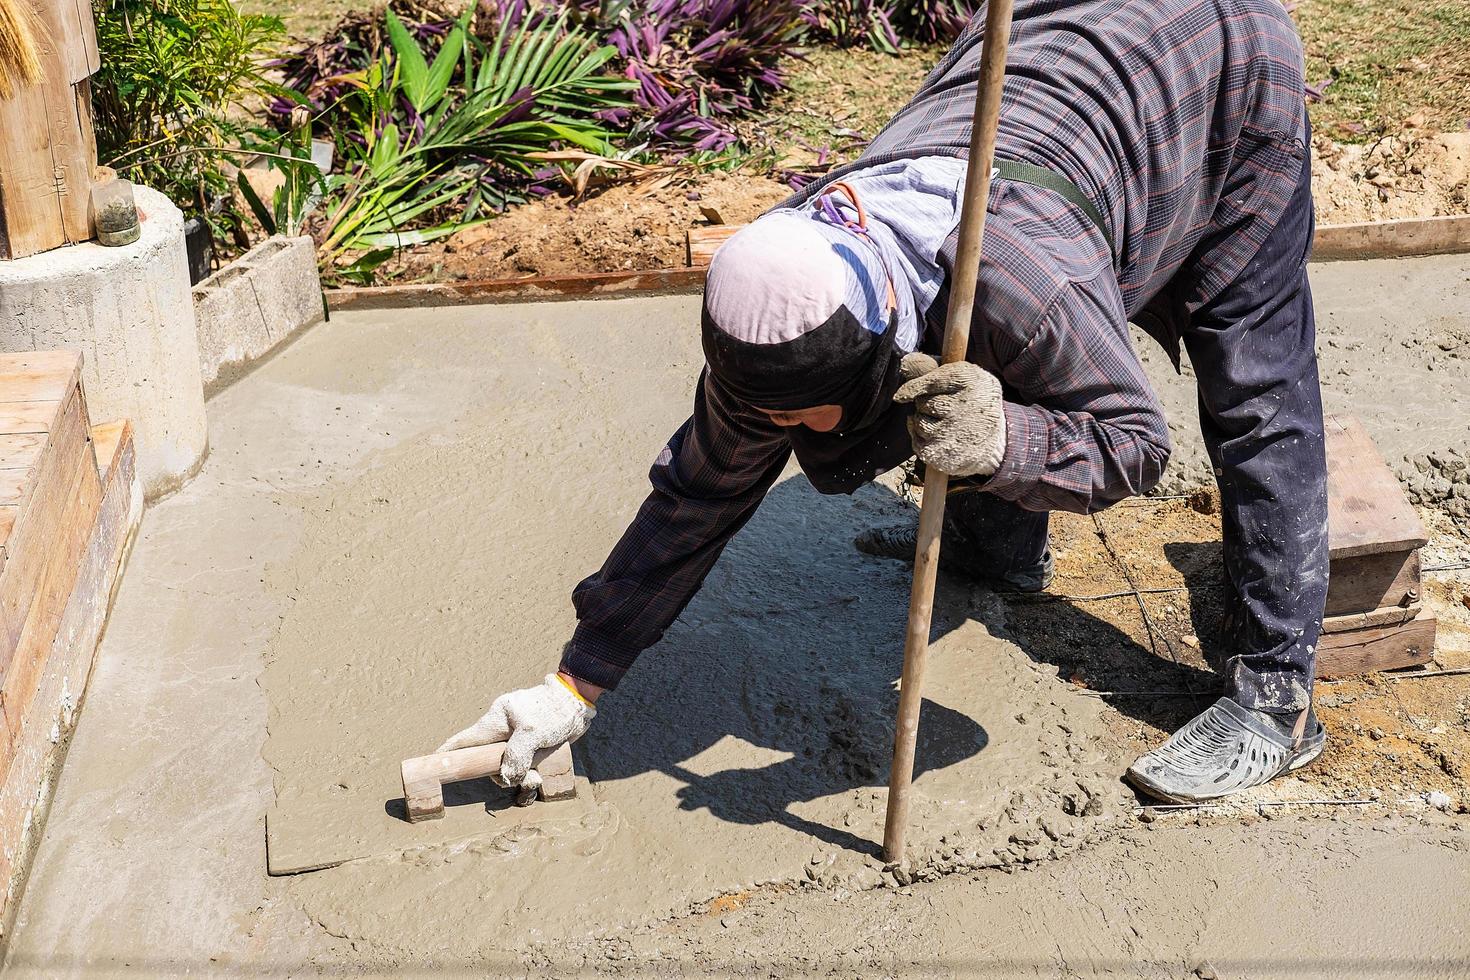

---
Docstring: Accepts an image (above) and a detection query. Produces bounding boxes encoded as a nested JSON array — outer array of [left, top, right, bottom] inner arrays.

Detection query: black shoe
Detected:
[[853, 522, 1055, 593]]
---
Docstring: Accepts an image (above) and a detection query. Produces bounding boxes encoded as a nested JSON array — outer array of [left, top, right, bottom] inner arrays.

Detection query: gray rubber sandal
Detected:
[[1126, 697, 1326, 804], [853, 524, 1055, 593]]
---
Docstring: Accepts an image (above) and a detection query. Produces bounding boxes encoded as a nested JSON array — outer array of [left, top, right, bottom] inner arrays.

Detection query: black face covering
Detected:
[[703, 300, 915, 494]]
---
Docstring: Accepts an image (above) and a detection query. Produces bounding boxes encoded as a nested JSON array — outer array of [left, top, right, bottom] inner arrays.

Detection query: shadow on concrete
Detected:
[[574, 473, 1248, 852], [384, 777, 524, 823], [578, 476, 990, 857]]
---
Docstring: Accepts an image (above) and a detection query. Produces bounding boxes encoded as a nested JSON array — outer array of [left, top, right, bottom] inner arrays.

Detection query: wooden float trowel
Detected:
[[399, 741, 576, 822]]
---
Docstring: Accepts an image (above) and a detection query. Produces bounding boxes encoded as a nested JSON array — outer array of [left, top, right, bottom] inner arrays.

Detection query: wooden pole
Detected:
[[882, 0, 1015, 866]]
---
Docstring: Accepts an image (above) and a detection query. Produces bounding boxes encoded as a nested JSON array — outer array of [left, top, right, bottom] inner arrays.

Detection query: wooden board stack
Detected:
[[1318, 414, 1435, 677], [0, 352, 142, 938]]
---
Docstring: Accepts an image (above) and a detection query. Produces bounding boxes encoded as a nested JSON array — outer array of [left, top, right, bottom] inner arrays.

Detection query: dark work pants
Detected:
[[951, 131, 1328, 714]]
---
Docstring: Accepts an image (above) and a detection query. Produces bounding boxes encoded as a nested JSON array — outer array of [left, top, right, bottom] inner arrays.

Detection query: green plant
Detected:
[[236, 127, 328, 240], [309, 8, 634, 280], [92, 0, 286, 236]]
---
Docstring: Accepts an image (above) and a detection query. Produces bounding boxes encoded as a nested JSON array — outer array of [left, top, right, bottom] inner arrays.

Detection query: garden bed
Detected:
[[222, 1, 1470, 287], [376, 37, 1470, 284]]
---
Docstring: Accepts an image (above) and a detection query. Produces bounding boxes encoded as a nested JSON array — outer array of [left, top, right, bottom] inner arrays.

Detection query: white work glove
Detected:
[[436, 674, 595, 803], [892, 352, 1007, 478]]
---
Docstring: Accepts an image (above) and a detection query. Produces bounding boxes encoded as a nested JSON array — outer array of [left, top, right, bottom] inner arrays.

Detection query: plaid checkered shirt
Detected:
[[562, 0, 1310, 689]]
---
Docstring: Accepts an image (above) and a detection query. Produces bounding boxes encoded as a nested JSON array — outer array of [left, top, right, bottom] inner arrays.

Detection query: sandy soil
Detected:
[[1313, 128, 1470, 224], [386, 130, 1470, 285], [395, 173, 792, 281], [5, 256, 1470, 976]]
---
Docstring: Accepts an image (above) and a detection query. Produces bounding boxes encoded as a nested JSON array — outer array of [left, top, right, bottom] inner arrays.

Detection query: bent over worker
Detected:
[[438, 0, 1331, 804]]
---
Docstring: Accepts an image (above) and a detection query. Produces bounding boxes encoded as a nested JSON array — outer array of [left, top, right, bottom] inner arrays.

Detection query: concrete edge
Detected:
[[323, 214, 1470, 310], [193, 236, 326, 397]]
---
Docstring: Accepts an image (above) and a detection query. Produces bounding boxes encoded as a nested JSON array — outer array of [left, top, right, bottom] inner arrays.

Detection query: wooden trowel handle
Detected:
[[400, 741, 575, 823]]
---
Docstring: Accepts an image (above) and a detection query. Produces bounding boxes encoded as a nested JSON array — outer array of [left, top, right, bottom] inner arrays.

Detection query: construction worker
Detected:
[[438, 0, 1329, 805]]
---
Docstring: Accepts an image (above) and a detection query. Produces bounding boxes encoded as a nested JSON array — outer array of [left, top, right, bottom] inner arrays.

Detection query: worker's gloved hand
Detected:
[[435, 673, 595, 802], [892, 352, 1007, 477]]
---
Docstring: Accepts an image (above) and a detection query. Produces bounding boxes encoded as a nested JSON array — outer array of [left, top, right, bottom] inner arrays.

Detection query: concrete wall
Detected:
[[192, 236, 324, 395], [0, 187, 208, 499]]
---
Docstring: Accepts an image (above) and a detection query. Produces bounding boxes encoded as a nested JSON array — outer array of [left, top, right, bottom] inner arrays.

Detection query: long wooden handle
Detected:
[[883, 0, 1015, 866]]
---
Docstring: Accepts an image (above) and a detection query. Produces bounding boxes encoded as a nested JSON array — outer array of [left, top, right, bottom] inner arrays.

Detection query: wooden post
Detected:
[[0, 0, 101, 259], [883, 0, 1014, 866]]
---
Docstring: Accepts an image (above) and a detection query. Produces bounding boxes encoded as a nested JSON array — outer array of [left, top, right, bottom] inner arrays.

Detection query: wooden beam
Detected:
[[685, 215, 1470, 267], [1321, 602, 1420, 634], [1316, 613, 1437, 678], [1325, 549, 1420, 618], [0, 431, 101, 744], [1313, 214, 1470, 262], [326, 267, 708, 312], [0, 82, 64, 260], [0, 0, 99, 258], [1325, 414, 1427, 559]]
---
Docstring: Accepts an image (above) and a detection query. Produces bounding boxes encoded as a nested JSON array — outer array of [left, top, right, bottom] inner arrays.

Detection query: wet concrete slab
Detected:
[[6, 252, 1470, 976]]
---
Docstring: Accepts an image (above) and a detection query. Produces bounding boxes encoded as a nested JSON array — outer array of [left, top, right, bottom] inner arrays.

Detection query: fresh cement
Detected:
[[6, 254, 1470, 976]]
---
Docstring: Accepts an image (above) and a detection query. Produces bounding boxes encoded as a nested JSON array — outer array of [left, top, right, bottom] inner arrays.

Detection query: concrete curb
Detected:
[[324, 214, 1470, 311], [0, 186, 208, 500], [193, 236, 325, 395]]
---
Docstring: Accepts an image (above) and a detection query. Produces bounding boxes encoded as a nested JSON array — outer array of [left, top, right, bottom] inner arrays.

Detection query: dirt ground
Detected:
[[6, 255, 1470, 977], [394, 173, 793, 281], [1022, 499, 1470, 806], [253, 1, 1470, 282], [389, 126, 1470, 284]]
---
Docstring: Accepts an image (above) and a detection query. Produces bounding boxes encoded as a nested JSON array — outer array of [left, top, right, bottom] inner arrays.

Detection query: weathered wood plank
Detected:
[[326, 267, 708, 311], [685, 217, 1470, 267], [1321, 602, 1420, 634], [0, 435, 47, 472], [1325, 549, 1420, 618], [1315, 614, 1437, 678], [1312, 214, 1470, 262], [89, 420, 127, 479], [0, 352, 81, 403], [62, 0, 102, 81], [0, 387, 88, 675], [0, 422, 139, 927], [0, 82, 62, 260], [1325, 414, 1427, 559], [0, 403, 60, 435], [685, 225, 739, 267], [0, 426, 102, 741]]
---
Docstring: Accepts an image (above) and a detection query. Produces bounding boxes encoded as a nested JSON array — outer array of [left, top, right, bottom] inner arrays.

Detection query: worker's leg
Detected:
[[1127, 121, 1328, 803], [1185, 143, 1328, 715], [855, 488, 1053, 591], [943, 490, 1052, 588]]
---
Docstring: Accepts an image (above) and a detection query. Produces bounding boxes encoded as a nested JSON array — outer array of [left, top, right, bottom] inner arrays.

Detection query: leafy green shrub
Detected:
[[257, 7, 633, 281], [92, 0, 285, 234]]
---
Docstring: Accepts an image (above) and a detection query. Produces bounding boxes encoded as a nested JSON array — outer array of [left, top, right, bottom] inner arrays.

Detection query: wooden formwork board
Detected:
[[0, 419, 141, 933], [1319, 414, 1435, 676]]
